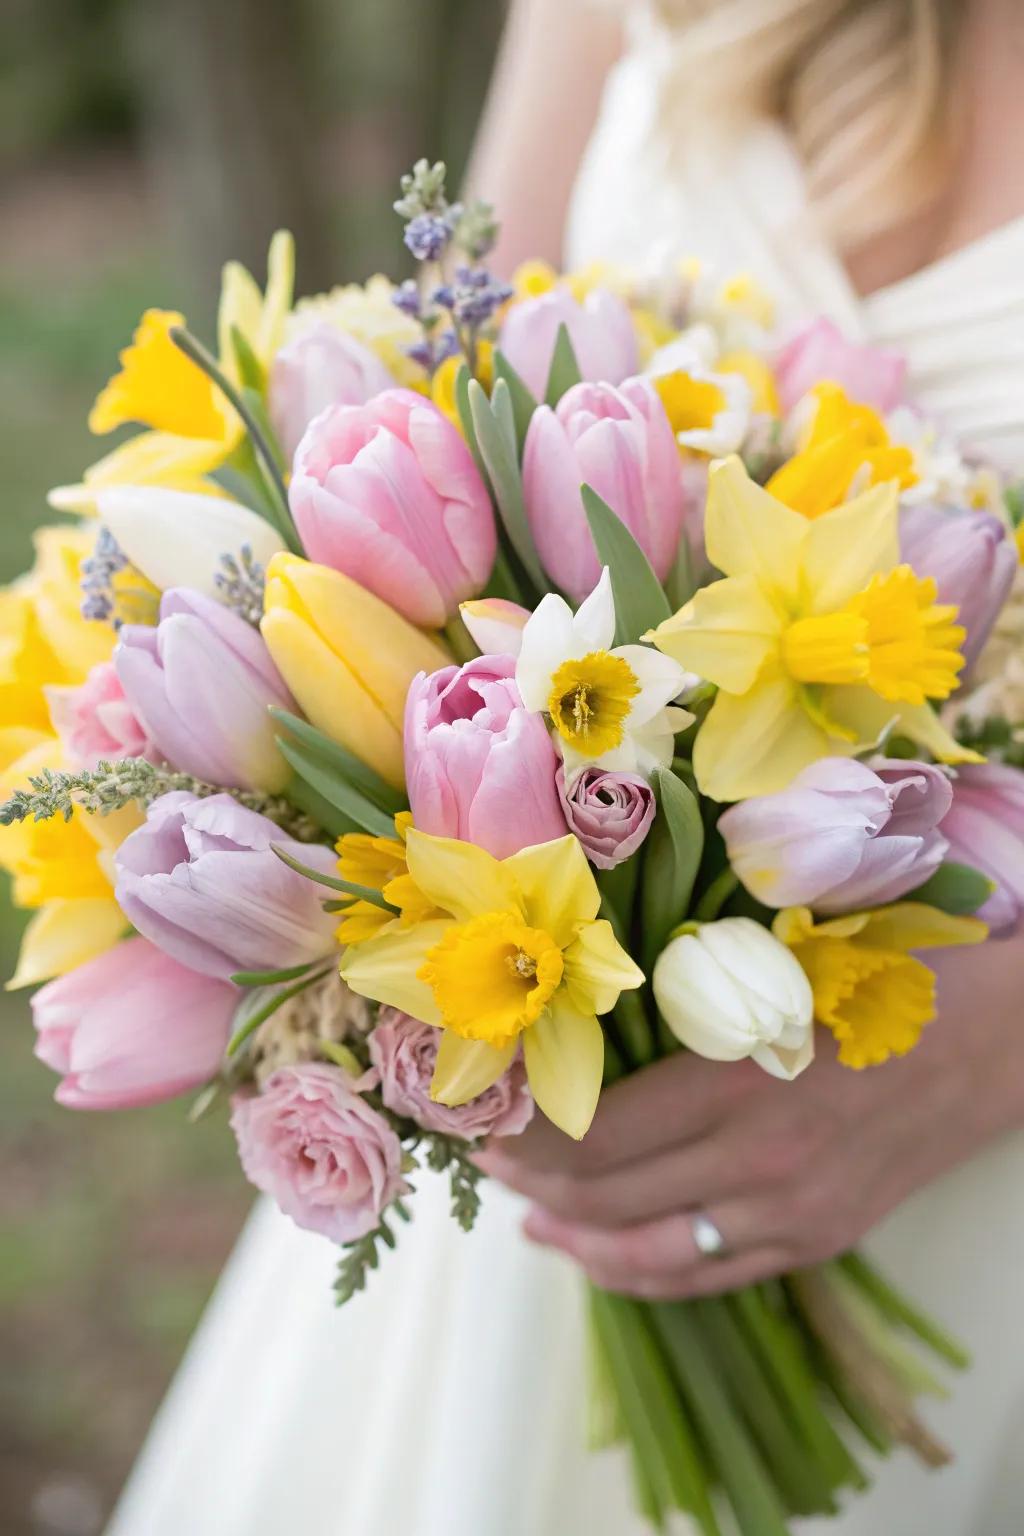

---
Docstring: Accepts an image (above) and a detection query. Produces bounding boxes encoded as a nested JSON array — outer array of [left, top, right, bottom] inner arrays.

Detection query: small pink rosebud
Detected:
[[269, 319, 396, 462], [557, 765, 655, 870], [499, 287, 638, 399], [523, 377, 684, 602], [405, 656, 565, 858], [47, 660, 157, 768], [288, 389, 496, 628], [32, 936, 235, 1110], [369, 1008, 533, 1139], [775, 318, 906, 413], [231, 1063, 408, 1243]]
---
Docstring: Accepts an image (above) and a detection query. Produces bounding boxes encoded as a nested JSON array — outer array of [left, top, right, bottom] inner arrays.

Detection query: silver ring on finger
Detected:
[[690, 1210, 729, 1259]]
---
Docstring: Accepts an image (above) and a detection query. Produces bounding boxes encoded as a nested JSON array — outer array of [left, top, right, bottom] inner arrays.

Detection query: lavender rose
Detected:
[[231, 1063, 408, 1242], [557, 765, 656, 870], [369, 1008, 534, 1140]]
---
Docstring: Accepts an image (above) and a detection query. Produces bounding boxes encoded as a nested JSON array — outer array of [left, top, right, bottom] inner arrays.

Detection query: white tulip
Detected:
[[653, 917, 814, 1081], [96, 487, 286, 599]]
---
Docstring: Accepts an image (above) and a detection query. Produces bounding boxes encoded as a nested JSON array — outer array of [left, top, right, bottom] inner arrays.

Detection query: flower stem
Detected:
[[693, 868, 739, 923]]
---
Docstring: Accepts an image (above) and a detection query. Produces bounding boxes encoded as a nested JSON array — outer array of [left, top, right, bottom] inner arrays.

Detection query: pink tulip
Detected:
[[32, 936, 235, 1110], [499, 287, 638, 399], [719, 758, 952, 914], [557, 765, 656, 870], [115, 792, 339, 981], [900, 503, 1017, 670], [269, 319, 396, 462], [369, 1008, 533, 1139], [940, 763, 1024, 933], [775, 317, 907, 413], [404, 655, 565, 858], [523, 377, 684, 601], [289, 389, 496, 628], [231, 1063, 408, 1243], [47, 660, 157, 768], [115, 588, 294, 791]]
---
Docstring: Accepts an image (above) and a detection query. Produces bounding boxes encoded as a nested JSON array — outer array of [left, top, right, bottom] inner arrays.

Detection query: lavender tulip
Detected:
[[719, 758, 952, 914], [404, 655, 565, 859], [523, 377, 684, 602], [115, 792, 339, 980], [900, 502, 1017, 670], [557, 765, 655, 869], [499, 286, 638, 399], [115, 589, 294, 791], [269, 319, 396, 462], [941, 763, 1024, 933]]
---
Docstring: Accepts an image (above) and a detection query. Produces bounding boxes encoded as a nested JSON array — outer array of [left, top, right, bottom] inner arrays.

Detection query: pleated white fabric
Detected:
[[108, 20, 1024, 1536]]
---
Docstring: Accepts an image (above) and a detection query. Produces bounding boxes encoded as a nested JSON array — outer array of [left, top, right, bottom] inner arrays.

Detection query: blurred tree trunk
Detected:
[[127, 0, 335, 314]]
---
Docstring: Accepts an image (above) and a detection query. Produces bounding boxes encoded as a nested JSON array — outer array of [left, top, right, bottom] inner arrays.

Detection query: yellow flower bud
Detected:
[[260, 554, 449, 789]]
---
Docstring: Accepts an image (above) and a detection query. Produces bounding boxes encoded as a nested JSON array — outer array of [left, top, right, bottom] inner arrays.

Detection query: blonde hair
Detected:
[[648, 0, 961, 251]]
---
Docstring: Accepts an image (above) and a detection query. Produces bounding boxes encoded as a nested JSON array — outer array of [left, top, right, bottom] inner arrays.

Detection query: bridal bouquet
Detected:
[[6, 160, 1024, 1534]]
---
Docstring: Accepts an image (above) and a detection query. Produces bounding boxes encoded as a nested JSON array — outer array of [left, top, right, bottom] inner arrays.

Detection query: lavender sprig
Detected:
[[215, 544, 266, 626]]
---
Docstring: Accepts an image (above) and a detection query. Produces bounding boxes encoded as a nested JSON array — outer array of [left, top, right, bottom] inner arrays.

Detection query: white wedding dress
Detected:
[[107, 21, 1024, 1536]]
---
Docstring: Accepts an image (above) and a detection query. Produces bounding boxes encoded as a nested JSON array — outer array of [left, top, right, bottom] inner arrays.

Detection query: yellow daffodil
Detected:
[[334, 813, 441, 944], [646, 329, 755, 456], [260, 554, 449, 789], [767, 383, 917, 518], [340, 829, 643, 1138], [73, 232, 294, 499], [430, 340, 494, 429], [649, 458, 978, 801], [774, 902, 986, 1068]]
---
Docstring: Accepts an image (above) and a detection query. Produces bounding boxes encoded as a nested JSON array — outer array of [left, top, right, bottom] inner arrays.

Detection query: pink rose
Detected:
[[231, 1063, 408, 1242], [557, 765, 656, 870], [775, 317, 906, 413], [47, 661, 156, 768], [369, 1008, 534, 1140]]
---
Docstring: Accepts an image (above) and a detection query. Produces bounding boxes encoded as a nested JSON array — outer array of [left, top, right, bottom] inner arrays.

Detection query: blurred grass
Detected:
[[0, 251, 250, 1534]]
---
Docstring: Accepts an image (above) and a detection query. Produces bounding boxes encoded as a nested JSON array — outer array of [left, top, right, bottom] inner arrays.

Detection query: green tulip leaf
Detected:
[[468, 378, 548, 592], [270, 708, 406, 814], [276, 736, 397, 840], [906, 860, 995, 916], [642, 768, 705, 971], [582, 484, 672, 645], [492, 348, 539, 453], [544, 322, 582, 406]]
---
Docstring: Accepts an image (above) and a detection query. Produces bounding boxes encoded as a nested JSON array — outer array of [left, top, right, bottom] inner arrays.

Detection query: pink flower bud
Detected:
[[557, 765, 655, 869], [499, 287, 638, 399], [719, 758, 952, 914], [269, 319, 396, 462], [289, 389, 496, 628], [47, 660, 157, 768], [405, 655, 565, 858], [369, 1008, 533, 1139], [32, 936, 235, 1110], [231, 1063, 408, 1243], [775, 318, 906, 413], [940, 763, 1024, 933], [523, 377, 684, 602]]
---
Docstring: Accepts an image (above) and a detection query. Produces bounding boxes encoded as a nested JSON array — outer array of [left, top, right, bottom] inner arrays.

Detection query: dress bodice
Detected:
[[566, 26, 1024, 468]]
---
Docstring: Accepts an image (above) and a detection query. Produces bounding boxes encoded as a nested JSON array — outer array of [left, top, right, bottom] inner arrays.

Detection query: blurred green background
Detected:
[[0, 3, 502, 1531]]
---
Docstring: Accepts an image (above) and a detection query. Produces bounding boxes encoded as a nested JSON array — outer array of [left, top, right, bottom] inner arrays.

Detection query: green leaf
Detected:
[[276, 737, 397, 839], [270, 709, 406, 814], [582, 484, 672, 645], [241, 385, 287, 474], [492, 348, 538, 453], [642, 769, 704, 971], [270, 841, 395, 908], [906, 860, 995, 916], [468, 378, 548, 593], [227, 964, 334, 1056], [229, 323, 267, 393], [454, 362, 489, 482], [231, 960, 322, 987], [664, 534, 697, 612], [545, 322, 582, 406], [283, 773, 362, 840]]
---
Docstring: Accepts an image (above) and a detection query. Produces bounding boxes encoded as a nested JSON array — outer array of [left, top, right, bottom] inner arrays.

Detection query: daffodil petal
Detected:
[[825, 688, 983, 765], [802, 480, 900, 614], [650, 574, 783, 693], [431, 1032, 517, 1107], [7, 898, 127, 990], [523, 996, 605, 1140], [571, 566, 617, 653], [258, 230, 296, 363], [404, 830, 520, 923], [693, 675, 834, 801], [703, 456, 806, 601], [858, 903, 988, 953], [515, 592, 576, 712], [563, 919, 645, 1015], [612, 644, 687, 724], [503, 834, 600, 947], [338, 918, 448, 1022]]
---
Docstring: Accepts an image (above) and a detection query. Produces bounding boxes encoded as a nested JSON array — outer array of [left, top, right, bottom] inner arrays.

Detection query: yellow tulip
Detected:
[[649, 458, 978, 801], [260, 554, 449, 790]]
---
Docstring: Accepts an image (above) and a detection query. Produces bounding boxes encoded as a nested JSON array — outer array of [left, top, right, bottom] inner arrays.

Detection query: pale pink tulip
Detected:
[[289, 389, 496, 628], [941, 763, 1024, 932], [775, 317, 907, 413], [405, 655, 565, 858], [499, 287, 638, 399], [32, 936, 235, 1109], [522, 377, 684, 601], [369, 1008, 533, 1139], [900, 502, 1017, 670], [270, 319, 396, 462]]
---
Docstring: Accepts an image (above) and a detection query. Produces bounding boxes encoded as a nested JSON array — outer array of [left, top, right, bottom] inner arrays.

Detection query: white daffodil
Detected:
[[96, 486, 285, 599], [515, 568, 692, 782], [645, 331, 753, 457], [885, 407, 973, 507]]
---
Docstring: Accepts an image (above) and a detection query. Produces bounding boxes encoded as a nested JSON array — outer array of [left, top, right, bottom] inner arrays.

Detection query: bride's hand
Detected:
[[475, 932, 1024, 1299]]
